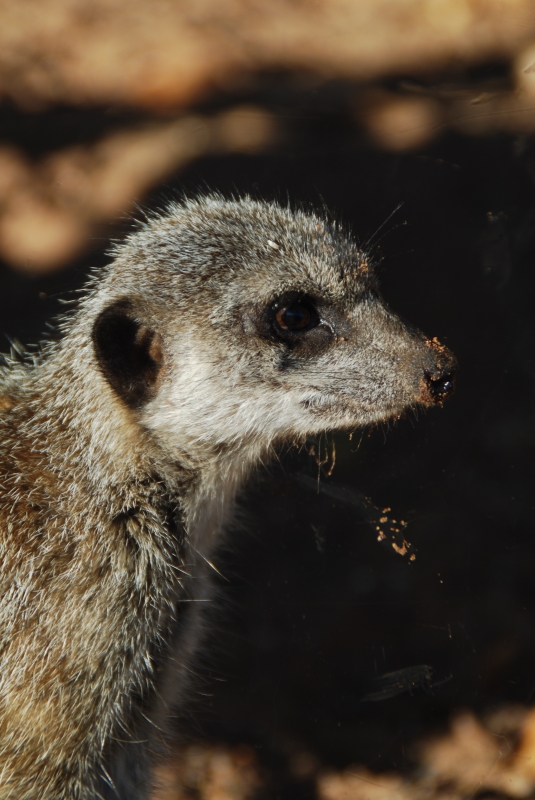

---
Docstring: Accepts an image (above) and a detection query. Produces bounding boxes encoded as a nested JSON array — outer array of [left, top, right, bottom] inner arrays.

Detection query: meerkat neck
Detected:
[[26, 337, 261, 553]]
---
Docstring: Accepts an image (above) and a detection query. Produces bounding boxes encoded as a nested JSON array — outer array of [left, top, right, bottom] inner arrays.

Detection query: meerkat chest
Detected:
[[183, 464, 247, 566]]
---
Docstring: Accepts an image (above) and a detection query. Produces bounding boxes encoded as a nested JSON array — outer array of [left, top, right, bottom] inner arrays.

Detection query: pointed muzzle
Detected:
[[418, 337, 458, 406]]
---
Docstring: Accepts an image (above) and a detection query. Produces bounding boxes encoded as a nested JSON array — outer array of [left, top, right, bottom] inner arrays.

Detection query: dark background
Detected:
[[2, 85, 535, 790]]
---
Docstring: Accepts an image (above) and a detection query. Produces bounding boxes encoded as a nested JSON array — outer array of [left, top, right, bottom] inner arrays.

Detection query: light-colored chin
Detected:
[[300, 393, 418, 432], [144, 380, 419, 467]]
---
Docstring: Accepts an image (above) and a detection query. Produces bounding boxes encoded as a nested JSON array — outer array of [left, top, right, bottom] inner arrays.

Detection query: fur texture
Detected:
[[0, 196, 456, 798]]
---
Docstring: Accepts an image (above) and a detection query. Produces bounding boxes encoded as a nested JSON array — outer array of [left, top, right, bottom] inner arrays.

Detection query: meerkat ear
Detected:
[[92, 300, 164, 409]]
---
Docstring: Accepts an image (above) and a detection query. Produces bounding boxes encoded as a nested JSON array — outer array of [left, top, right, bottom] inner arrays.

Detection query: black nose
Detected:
[[425, 371, 455, 401], [418, 336, 458, 406], [417, 337, 457, 406], [422, 368, 456, 406]]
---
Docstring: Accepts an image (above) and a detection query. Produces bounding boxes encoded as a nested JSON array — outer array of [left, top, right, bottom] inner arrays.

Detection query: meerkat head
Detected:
[[90, 196, 456, 466]]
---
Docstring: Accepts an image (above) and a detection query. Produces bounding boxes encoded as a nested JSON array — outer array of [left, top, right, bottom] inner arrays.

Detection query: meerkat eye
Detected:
[[273, 299, 319, 335]]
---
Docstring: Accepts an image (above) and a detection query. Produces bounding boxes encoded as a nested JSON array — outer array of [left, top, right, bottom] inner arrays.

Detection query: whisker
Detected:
[[364, 202, 405, 248]]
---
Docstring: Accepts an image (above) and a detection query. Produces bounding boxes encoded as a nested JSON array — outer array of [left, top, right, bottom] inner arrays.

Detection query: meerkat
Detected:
[[0, 195, 456, 799]]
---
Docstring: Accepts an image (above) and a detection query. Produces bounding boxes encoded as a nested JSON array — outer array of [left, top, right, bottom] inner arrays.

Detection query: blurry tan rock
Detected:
[[131, 708, 535, 800], [0, 108, 277, 273], [43, 116, 212, 219], [316, 710, 535, 800], [0, 189, 89, 274], [0, 0, 534, 111], [362, 79, 535, 142], [361, 94, 442, 151], [445, 89, 535, 136], [0, 147, 31, 200], [215, 106, 277, 154], [318, 766, 415, 800], [514, 706, 535, 778], [151, 744, 262, 800], [514, 44, 535, 99], [418, 712, 534, 798]]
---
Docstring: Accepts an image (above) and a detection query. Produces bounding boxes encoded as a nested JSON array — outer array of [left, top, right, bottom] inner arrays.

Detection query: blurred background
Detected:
[[3, 1, 535, 797]]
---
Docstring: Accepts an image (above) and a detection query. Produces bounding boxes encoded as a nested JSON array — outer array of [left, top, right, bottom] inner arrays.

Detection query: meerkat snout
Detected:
[[0, 195, 457, 800], [422, 369, 456, 403], [418, 336, 458, 406]]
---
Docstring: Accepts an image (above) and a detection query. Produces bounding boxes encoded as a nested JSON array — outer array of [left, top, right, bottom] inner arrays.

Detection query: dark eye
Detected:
[[274, 301, 318, 333]]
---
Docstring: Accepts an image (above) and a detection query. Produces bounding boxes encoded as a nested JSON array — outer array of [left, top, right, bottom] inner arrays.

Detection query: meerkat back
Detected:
[[0, 196, 456, 799]]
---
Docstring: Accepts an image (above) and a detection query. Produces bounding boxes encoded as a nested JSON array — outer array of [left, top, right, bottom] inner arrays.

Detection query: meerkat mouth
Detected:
[[300, 392, 414, 424]]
